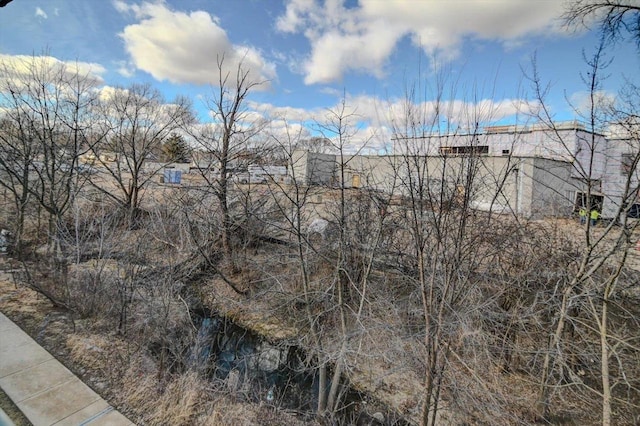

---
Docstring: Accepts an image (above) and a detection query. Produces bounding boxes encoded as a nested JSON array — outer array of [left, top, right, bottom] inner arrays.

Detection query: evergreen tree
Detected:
[[162, 133, 190, 163]]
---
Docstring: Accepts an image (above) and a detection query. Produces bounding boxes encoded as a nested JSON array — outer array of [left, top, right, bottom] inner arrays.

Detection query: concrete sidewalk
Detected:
[[0, 313, 134, 426]]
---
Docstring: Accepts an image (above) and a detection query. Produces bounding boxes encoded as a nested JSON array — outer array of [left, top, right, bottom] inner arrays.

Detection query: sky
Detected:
[[1, 0, 639, 152]]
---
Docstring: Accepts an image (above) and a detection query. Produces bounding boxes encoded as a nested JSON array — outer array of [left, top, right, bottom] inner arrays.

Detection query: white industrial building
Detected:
[[291, 122, 640, 220]]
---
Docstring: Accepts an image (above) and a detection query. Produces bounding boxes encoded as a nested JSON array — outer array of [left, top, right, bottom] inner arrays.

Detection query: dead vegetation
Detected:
[[2, 20, 640, 423], [2, 176, 640, 426]]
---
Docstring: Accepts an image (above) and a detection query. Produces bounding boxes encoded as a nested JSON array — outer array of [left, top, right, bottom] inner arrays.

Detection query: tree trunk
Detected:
[[128, 182, 140, 229], [420, 252, 437, 426], [600, 299, 611, 426], [14, 203, 25, 258], [326, 351, 344, 415], [537, 285, 572, 419], [318, 363, 327, 414]]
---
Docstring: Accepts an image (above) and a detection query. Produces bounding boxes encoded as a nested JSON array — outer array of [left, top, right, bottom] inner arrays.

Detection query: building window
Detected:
[[439, 145, 489, 155], [502, 149, 510, 155]]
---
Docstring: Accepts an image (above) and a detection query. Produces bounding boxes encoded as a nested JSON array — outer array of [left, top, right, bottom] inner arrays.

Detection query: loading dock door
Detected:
[[574, 192, 603, 212]]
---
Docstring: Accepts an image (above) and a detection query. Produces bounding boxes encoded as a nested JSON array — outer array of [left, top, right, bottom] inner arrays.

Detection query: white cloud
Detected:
[[97, 85, 128, 103], [115, 1, 276, 88], [115, 60, 136, 78], [0, 54, 106, 89], [113, 0, 130, 14], [568, 90, 617, 118], [248, 91, 537, 153], [35, 7, 48, 19], [266, 119, 313, 146], [0, 55, 106, 122], [248, 100, 319, 122], [277, 0, 570, 84]]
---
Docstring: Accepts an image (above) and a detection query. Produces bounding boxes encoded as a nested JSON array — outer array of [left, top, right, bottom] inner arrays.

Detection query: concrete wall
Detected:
[[468, 156, 520, 215], [342, 155, 396, 191], [291, 150, 336, 186], [392, 126, 608, 184], [334, 154, 579, 219], [290, 150, 309, 185], [572, 130, 608, 182], [143, 161, 191, 173], [530, 157, 575, 218], [345, 154, 527, 215], [601, 137, 640, 219], [292, 123, 628, 220]]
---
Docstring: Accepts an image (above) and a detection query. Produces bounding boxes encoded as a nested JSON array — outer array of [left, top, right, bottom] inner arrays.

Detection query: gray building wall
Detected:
[[347, 155, 530, 216], [601, 137, 640, 219], [291, 150, 336, 186], [292, 123, 634, 220], [530, 157, 575, 218], [392, 125, 609, 187]]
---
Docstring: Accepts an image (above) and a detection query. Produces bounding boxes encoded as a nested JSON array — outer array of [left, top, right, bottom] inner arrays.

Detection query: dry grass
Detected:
[[0, 269, 57, 334], [65, 329, 313, 426], [123, 372, 203, 425], [4, 192, 638, 425]]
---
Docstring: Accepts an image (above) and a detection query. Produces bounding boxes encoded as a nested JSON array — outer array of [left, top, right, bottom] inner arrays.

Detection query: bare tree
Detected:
[[528, 41, 640, 424], [309, 97, 383, 418], [382, 64, 541, 424], [563, 0, 640, 46], [0, 112, 38, 256], [92, 83, 193, 228], [259, 120, 329, 414], [190, 55, 267, 270], [256, 104, 397, 421], [0, 54, 101, 253]]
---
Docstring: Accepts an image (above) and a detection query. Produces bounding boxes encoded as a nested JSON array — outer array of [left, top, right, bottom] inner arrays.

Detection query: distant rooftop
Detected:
[[392, 121, 589, 140], [484, 121, 586, 133]]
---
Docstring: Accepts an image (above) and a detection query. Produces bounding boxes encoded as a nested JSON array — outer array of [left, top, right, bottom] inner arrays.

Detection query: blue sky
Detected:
[[1, 0, 638, 152]]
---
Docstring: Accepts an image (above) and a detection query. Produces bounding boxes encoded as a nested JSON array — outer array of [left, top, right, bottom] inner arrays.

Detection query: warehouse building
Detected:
[[292, 122, 639, 220]]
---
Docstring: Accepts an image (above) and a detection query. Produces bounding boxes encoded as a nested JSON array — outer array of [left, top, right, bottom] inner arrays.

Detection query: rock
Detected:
[[254, 344, 285, 372]]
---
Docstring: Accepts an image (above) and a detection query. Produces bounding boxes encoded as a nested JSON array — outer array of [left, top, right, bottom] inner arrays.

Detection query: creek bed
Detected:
[[189, 314, 408, 425]]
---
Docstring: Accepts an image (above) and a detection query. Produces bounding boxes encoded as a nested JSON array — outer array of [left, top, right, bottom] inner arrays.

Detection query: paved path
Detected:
[[0, 313, 134, 426]]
